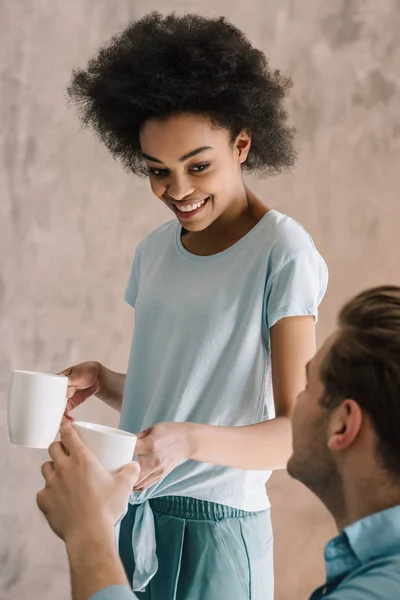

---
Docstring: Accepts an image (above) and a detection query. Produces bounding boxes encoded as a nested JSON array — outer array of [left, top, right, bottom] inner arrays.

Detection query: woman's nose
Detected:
[[167, 174, 195, 201]]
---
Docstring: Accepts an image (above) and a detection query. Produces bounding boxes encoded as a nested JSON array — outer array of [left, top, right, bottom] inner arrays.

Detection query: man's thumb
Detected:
[[119, 460, 141, 487], [60, 423, 88, 456]]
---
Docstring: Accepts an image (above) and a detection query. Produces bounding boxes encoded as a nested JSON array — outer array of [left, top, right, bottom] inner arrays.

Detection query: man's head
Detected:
[[287, 286, 400, 525]]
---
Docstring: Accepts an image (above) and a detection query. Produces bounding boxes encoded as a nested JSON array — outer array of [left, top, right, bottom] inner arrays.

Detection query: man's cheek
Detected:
[[293, 417, 309, 451]]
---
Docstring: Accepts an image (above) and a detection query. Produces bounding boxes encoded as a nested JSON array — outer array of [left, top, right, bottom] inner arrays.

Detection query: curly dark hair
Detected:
[[68, 12, 296, 176]]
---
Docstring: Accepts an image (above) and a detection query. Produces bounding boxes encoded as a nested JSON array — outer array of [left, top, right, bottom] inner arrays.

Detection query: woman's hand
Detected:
[[59, 362, 102, 423], [133, 422, 195, 491]]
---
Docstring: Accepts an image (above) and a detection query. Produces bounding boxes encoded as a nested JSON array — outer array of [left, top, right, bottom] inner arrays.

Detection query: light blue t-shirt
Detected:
[[118, 209, 328, 589]]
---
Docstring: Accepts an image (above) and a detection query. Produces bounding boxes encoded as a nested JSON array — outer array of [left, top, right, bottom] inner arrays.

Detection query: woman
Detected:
[[62, 12, 328, 600]]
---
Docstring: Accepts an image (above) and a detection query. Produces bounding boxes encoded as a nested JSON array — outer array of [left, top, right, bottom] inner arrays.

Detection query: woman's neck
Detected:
[[182, 186, 270, 256]]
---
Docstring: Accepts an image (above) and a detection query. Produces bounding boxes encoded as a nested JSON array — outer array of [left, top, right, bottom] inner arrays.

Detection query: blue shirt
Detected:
[[118, 210, 328, 589], [90, 505, 400, 600], [90, 586, 136, 600], [311, 505, 400, 599]]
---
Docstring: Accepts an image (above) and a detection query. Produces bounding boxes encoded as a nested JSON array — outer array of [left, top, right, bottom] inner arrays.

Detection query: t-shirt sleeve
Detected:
[[265, 248, 328, 329], [89, 585, 138, 600], [124, 243, 143, 308]]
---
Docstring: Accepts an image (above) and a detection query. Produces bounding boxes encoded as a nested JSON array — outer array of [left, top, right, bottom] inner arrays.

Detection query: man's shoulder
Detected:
[[324, 554, 400, 599]]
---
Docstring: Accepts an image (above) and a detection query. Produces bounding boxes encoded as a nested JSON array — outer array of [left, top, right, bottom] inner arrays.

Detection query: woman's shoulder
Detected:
[[263, 210, 318, 256], [135, 219, 178, 256], [262, 210, 326, 279]]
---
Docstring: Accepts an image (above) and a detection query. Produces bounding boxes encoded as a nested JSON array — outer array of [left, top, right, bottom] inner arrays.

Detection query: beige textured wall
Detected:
[[1, 1, 399, 599]]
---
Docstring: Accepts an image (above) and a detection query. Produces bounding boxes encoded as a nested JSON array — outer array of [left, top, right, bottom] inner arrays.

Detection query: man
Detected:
[[38, 285, 400, 599], [288, 284, 400, 598]]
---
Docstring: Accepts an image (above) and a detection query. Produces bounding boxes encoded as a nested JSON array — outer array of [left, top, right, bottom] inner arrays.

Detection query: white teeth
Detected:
[[176, 199, 206, 213]]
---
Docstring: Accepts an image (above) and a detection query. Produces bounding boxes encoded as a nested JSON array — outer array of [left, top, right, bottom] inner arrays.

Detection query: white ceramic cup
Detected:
[[72, 421, 137, 472], [8, 370, 68, 448]]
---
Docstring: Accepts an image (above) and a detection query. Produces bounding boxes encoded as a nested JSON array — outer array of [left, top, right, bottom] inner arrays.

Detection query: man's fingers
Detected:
[[48, 441, 68, 464], [41, 461, 55, 482], [118, 461, 141, 488], [59, 423, 89, 458]]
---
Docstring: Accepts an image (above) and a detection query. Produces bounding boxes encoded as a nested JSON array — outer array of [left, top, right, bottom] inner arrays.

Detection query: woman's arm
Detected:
[[188, 315, 316, 470], [97, 365, 126, 412]]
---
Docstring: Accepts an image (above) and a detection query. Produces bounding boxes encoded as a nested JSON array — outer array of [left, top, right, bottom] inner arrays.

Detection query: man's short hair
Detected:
[[320, 286, 400, 477]]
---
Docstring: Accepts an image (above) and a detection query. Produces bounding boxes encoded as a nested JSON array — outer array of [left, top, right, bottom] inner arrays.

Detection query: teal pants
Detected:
[[119, 496, 274, 600]]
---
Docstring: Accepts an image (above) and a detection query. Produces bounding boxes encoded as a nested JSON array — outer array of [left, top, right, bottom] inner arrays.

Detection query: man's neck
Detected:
[[334, 475, 400, 531]]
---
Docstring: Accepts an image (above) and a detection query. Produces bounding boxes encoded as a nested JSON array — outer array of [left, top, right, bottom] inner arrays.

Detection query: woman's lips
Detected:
[[171, 197, 210, 219]]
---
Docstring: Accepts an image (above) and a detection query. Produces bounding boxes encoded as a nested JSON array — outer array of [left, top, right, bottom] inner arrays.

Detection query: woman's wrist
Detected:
[[96, 364, 125, 411], [186, 422, 210, 461], [96, 362, 107, 397]]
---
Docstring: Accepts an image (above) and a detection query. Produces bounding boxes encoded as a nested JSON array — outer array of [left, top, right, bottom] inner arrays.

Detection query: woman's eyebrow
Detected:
[[142, 146, 213, 164]]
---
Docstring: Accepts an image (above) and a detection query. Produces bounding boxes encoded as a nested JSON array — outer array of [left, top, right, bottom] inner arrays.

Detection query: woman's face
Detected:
[[139, 113, 251, 232]]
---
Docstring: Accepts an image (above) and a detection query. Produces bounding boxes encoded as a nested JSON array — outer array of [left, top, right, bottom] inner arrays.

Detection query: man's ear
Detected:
[[327, 400, 363, 452]]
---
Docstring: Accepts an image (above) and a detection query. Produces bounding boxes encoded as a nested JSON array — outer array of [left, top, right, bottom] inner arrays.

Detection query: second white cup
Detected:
[[72, 421, 137, 472]]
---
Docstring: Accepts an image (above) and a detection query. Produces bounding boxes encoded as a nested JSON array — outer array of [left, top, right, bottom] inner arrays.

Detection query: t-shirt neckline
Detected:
[[175, 209, 278, 261]]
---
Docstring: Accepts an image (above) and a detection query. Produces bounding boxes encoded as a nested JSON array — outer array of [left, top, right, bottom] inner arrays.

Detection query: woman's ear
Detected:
[[235, 131, 252, 164]]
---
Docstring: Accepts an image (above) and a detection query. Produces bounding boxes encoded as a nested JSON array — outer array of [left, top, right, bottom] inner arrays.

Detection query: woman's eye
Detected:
[[148, 168, 169, 178], [147, 163, 209, 177], [190, 163, 210, 173]]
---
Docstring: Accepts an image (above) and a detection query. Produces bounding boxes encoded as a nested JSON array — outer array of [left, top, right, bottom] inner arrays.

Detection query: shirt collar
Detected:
[[324, 505, 400, 584]]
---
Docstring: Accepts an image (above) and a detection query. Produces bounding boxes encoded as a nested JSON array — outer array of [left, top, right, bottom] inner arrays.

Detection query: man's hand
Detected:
[[37, 424, 140, 542]]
